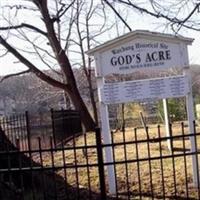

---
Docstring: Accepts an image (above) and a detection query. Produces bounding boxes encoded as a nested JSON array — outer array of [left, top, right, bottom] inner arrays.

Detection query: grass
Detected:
[[33, 122, 200, 199]]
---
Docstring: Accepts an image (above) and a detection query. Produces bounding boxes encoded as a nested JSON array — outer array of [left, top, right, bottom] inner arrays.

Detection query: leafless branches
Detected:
[[104, 0, 200, 33], [0, 69, 31, 83], [2, 0, 199, 128], [0, 0, 104, 129], [0, 36, 67, 90], [0, 23, 48, 37], [103, 0, 132, 31]]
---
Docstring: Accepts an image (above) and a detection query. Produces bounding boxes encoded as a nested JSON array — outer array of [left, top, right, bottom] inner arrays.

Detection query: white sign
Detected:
[[87, 31, 198, 192], [99, 39, 187, 76], [101, 75, 189, 104]]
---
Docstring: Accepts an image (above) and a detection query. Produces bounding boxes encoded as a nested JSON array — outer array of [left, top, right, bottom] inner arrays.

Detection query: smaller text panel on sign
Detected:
[[100, 75, 189, 104]]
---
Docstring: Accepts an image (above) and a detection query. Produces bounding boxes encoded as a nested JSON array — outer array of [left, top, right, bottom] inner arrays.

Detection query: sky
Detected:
[[1, 28, 200, 75], [1, 1, 200, 76], [188, 31, 200, 64]]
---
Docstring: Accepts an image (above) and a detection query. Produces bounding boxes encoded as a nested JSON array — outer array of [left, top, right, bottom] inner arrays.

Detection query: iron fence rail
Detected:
[[0, 112, 200, 199], [109, 123, 200, 200]]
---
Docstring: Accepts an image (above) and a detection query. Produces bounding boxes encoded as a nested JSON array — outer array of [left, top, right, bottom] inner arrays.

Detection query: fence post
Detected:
[[25, 111, 31, 151], [50, 109, 56, 147], [95, 127, 107, 200]]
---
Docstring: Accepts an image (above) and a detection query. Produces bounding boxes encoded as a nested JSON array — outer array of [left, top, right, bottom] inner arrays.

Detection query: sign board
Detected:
[[87, 31, 193, 77], [86, 30, 198, 193], [100, 39, 187, 76], [101, 75, 189, 104]]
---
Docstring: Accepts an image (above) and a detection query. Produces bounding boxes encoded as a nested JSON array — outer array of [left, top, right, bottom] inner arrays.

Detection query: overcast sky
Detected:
[[1, 1, 200, 75]]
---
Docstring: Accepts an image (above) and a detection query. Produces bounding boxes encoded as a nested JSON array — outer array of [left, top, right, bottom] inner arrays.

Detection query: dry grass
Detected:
[[35, 123, 200, 199]]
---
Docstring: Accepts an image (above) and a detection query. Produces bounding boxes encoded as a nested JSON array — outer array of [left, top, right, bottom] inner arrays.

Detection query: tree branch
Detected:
[[174, 3, 200, 32], [57, 0, 76, 19], [0, 49, 8, 57], [0, 36, 67, 90], [0, 23, 48, 37], [0, 69, 31, 83], [103, 0, 132, 31], [115, 0, 200, 32], [34, 1, 78, 86]]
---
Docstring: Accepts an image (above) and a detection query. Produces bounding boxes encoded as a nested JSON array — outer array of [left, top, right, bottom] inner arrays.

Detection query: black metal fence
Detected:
[[0, 112, 107, 200], [51, 109, 82, 146], [0, 112, 29, 151], [0, 112, 200, 199], [0, 110, 83, 151], [108, 123, 200, 199]]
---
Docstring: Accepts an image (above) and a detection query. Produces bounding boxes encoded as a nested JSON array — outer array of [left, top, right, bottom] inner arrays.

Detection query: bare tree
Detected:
[[103, 0, 200, 33], [0, 0, 112, 130], [71, 0, 112, 124]]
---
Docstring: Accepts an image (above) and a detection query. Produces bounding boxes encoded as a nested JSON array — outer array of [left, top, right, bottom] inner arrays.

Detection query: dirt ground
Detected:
[[36, 122, 200, 199]]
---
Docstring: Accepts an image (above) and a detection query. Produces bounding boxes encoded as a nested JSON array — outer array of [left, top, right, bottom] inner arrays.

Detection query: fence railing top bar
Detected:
[[0, 142, 98, 154], [0, 114, 26, 124], [0, 146, 199, 173], [0, 161, 100, 173], [51, 109, 80, 114], [103, 150, 200, 166], [102, 132, 200, 147], [52, 116, 81, 120], [0, 131, 198, 154]]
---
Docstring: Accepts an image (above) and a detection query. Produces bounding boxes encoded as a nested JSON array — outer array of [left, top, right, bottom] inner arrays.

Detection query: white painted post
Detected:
[[97, 77, 117, 194], [182, 41, 199, 186], [186, 93, 199, 186], [95, 54, 117, 194], [163, 99, 172, 151], [185, 71, 199, 186]]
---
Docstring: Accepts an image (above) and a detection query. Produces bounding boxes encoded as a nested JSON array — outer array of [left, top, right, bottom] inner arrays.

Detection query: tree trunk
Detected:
[[87, 70, 98, 125], [39, 3, 97, 131], [66, 84, 96, 131], [0, 1, 97, 132]]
